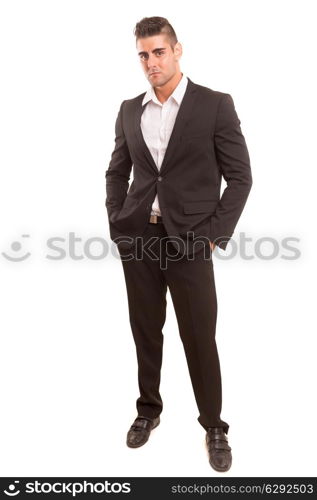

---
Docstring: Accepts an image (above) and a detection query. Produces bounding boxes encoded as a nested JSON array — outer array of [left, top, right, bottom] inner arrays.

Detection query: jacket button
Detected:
[[158, 176, 163, 181]]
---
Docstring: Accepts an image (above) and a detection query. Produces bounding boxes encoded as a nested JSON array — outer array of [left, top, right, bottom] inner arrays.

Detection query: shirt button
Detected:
[[158, 176, 163, 181]]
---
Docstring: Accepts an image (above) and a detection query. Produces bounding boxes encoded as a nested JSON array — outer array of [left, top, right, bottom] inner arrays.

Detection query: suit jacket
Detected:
[[105, 77, 252, 254]]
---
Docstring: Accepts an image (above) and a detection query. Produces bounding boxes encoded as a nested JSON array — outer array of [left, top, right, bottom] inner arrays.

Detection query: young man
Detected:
[[105, 16, 252, 472]]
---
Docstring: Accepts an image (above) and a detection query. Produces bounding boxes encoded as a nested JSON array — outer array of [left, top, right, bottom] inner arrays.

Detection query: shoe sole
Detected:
[[126, 418, 160, 448]]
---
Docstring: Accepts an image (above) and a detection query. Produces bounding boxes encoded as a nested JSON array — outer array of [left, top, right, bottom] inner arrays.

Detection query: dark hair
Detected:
[[134, 16, 178, 49]]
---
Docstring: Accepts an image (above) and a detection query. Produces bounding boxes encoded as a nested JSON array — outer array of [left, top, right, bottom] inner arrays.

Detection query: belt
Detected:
[[149, 214, 163, 224]]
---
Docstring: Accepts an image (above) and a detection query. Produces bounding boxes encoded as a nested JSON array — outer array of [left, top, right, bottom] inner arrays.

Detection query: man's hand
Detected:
[[210, 241, 216, 252]]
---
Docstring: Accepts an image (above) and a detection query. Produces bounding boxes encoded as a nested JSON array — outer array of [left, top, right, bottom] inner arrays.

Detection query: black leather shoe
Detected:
[[206, 427, 232, 472], [126, 415, 160, 448]]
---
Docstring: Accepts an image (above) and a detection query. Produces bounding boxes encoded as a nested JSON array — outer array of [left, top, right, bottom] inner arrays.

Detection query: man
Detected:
[[105, 16, 252, 472]]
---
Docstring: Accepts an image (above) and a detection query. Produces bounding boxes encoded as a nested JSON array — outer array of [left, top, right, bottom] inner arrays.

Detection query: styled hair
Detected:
[[134, 16, 178, 49]]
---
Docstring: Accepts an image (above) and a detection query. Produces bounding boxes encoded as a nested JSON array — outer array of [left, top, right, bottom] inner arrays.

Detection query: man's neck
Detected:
[[154, 72, 183, 104]]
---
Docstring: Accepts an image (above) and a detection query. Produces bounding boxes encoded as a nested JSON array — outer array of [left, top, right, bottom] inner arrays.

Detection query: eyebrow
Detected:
[[138, 48, 166, 56]]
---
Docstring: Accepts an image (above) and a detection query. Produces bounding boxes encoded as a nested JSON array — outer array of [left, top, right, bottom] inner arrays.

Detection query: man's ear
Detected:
[[174, 42, 182, 61]]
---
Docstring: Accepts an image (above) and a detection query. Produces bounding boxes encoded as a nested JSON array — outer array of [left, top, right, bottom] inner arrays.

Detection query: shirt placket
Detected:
[[157, 101, 168, 170]]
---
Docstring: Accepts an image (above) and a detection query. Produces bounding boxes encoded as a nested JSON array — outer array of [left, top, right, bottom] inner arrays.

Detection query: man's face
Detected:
[[136, 34, 182, 88]]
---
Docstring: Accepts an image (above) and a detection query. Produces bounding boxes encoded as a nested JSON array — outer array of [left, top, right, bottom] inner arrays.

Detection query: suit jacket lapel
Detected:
[[134, 77, 198, 176], [134, 99, 159, 174], [160, 78, 197, 175]]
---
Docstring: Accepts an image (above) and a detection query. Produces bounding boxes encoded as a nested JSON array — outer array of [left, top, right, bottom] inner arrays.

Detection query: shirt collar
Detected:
[[142, 73, 188, 107]]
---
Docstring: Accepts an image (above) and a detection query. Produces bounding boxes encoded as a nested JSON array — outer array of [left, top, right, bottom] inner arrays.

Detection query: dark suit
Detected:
[[105, 77, 252, 433], [106, 77, 252, 253]]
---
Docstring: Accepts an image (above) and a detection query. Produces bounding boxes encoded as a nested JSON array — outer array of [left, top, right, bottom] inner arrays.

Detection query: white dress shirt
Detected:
[[141, 73, 188, 216]]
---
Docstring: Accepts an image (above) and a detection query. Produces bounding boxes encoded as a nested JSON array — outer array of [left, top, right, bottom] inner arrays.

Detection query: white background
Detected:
[[0, 0, 316, 477]]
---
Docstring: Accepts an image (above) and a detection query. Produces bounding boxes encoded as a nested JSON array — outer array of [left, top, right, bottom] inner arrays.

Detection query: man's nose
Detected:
[[146, 54, 157, 68]]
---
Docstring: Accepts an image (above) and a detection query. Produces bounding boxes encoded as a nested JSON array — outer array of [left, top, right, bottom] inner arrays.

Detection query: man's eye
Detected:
[[139, 51, 164, 60]]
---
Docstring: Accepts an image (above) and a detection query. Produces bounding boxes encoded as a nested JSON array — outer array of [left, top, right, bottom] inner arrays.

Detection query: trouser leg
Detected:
[[119, 224, 167, 419], [163, 239, 229, 433]]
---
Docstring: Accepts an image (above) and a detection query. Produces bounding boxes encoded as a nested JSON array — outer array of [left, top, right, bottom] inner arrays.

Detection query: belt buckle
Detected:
[[150, 214, 158, 224]]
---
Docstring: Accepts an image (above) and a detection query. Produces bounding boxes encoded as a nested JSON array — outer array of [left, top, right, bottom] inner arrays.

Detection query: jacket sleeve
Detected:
[[105, 100, 133, 223], [210, 93, 253, 250]]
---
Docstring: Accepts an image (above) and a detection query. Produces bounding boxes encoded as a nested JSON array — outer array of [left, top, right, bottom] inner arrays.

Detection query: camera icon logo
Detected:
[[3, 480, 20, 496]]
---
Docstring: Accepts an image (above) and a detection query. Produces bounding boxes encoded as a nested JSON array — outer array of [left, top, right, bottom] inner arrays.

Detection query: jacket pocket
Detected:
[[181, 132, 211, 140], [183, 200, 218, 214]]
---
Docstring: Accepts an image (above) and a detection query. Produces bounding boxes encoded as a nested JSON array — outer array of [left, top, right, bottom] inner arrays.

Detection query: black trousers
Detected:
[[118, 221, 229, 434]]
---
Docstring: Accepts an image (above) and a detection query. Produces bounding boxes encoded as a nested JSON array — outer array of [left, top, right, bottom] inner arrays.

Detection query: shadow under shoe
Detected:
[[126, 415, 160, 448], [206, 427, 232, 472]]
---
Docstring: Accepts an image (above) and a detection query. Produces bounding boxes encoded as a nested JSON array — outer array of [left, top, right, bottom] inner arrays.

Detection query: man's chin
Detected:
[[148, 74, 163, 85], [152, 78, 164, 88]]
